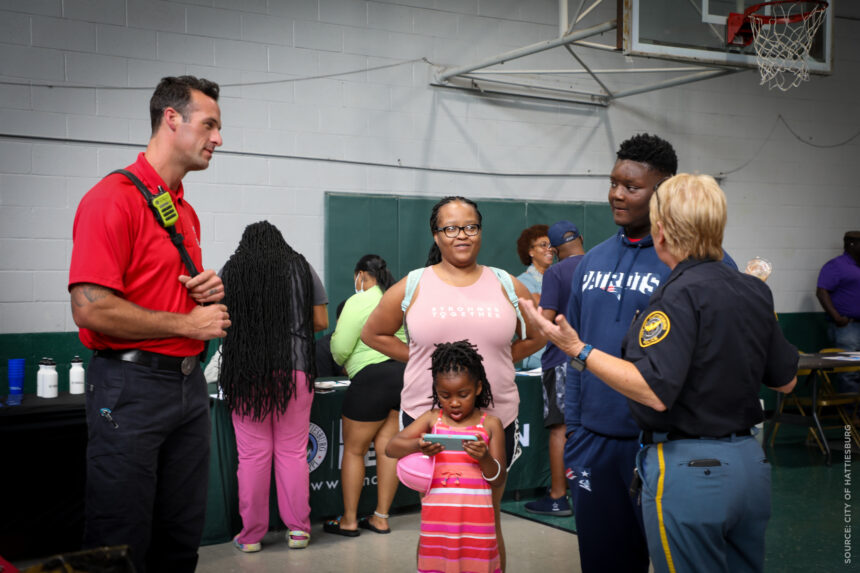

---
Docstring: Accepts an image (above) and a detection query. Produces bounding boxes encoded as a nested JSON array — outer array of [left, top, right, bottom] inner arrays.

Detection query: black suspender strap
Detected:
[[111, 169, 200, 277]]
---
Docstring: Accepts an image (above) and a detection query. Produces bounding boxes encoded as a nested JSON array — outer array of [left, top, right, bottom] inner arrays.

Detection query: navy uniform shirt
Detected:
[[622, 258, 798, 437]]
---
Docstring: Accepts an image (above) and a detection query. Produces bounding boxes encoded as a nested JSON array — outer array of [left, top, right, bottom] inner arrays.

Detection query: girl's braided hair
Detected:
[[429, 340, 494, 409]]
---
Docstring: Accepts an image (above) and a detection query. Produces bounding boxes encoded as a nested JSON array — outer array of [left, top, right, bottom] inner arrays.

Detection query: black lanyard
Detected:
[[111, 169, 200, 277]]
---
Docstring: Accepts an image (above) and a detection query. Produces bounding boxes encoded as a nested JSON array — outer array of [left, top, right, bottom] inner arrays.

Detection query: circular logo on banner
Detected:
[[307, 423, 328, 472], [639, 311, 670, 347]]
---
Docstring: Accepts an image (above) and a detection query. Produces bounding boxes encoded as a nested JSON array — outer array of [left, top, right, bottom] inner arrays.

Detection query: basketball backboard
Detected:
[[622, 0, 833, 73]]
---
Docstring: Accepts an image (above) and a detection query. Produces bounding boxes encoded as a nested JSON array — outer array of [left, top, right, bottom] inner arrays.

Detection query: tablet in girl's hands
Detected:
[[422, 433, 478, 451]]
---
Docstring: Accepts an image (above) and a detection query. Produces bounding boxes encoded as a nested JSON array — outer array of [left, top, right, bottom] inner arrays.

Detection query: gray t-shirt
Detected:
[[310, 264, 328, 305], [292, 263, 327, 372]]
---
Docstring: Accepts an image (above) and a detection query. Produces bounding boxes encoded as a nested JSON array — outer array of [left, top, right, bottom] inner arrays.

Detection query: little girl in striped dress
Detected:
[[386, 340, 506, 573]]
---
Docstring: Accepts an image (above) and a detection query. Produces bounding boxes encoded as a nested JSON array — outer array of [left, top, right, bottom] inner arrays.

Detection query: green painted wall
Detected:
[[0, 332, 219, 394], [1, 332, 89, 394], [774, 312, 831, 354]]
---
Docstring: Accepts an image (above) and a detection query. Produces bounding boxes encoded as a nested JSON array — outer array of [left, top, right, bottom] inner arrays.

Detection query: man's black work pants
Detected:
[[83, 355, 210, 573]]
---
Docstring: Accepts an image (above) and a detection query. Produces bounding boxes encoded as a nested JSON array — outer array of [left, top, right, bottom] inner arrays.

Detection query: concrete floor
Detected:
[[196, 509, 581, 573], [12, 441, 852, 572]]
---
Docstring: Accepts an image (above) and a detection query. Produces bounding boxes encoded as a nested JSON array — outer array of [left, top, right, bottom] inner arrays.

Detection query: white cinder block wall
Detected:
[[1, 0, 858, 334]]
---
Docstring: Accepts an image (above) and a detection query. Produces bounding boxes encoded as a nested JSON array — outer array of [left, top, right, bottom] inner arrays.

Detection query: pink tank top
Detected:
[[403, 266, 519, 427]]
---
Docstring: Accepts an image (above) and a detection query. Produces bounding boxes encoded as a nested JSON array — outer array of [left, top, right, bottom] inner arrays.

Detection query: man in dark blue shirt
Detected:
[[561, 134, 737, 573], [521, 173, 796, 573], [524, 220, 585, 517]]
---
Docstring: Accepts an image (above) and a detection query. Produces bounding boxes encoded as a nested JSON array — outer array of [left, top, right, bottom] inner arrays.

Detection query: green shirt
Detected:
[[330, 285, 406, 379]]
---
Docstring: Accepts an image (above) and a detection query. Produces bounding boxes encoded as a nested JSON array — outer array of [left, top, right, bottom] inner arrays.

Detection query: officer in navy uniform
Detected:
[[518, 173, 798, 573]]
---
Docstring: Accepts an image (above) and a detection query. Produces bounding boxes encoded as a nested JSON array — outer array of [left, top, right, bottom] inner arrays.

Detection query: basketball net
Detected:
[[749, 2, 827, 91]]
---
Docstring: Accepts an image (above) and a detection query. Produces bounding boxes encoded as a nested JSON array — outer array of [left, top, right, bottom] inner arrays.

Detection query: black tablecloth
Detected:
[[0, 394, 88, 560], [201, 374, 550, 544], [0, 375, 550, 558]]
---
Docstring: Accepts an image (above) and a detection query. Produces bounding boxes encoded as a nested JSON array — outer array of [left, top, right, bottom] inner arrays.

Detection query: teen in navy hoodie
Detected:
[[563, 134, 736, 573]]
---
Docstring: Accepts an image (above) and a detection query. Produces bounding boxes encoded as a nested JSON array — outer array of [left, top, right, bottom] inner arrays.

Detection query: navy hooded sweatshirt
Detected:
[[564, 229, 736, 438]]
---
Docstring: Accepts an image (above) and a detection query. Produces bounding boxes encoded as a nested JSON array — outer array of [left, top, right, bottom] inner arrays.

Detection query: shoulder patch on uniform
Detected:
[[639, 310, 670, 347]]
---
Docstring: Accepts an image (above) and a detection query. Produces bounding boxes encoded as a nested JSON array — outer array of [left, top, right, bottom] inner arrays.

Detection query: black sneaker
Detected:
[[524, 494, 572, 516]]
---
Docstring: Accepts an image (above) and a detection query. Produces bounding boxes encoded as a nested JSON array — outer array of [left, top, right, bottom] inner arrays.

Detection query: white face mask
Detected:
[[354, 273, 365, 294]]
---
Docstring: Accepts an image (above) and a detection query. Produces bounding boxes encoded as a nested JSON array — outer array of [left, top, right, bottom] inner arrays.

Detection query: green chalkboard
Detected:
[[323, 193, 620, 330]]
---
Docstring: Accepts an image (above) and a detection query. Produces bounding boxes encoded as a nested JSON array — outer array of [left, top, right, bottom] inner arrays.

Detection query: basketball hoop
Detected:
[[726, 1, 828, 91]]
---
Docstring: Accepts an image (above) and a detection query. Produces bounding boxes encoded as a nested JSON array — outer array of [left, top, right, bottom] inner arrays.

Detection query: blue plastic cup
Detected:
[[8, 358, 24, 374], [7, 358, 24, 406]]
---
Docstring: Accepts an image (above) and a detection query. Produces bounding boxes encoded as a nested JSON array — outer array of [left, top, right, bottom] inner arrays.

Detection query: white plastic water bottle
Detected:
[[37, 357, 48, 397], [69, 356, 85, 395], [43, 358, 58, 399]]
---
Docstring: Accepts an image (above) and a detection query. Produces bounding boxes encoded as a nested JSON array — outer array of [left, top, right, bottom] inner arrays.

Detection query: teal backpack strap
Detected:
[[489, 267, 527, 340], [401, 268, 426, 343]]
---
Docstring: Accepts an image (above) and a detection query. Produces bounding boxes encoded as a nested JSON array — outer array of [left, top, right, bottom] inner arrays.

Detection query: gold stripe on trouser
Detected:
[[655, 443, 677, 573]]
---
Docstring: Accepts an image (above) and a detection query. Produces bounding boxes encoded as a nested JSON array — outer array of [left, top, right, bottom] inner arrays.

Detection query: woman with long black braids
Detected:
[[219, 221, 329, 553]]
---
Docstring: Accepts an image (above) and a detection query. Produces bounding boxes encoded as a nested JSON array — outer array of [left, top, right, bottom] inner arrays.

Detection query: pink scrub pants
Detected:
[[232, 373, 313, 543]]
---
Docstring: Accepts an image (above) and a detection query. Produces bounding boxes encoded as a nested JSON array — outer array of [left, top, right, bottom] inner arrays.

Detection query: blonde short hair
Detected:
[[649, 173, 726, 261]]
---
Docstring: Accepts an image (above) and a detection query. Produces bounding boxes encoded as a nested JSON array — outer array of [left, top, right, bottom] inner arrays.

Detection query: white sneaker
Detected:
[[232, 535, 262, 553], [287, 529, 310, 549]]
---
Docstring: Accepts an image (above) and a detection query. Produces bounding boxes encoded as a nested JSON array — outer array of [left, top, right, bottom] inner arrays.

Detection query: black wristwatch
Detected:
[[570, 344, 593, 372]]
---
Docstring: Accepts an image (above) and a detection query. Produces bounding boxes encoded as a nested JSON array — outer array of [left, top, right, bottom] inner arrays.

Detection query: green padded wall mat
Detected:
[[324, 192, 618, 329]]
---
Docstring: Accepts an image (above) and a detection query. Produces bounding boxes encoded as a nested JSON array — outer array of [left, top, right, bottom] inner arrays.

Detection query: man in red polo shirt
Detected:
[[69, 76, 230, 573]]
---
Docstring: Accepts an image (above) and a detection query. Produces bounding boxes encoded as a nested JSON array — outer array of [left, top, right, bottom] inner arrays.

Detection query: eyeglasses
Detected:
[[532, 241, 552, 250], [435, 224, 481, 238]]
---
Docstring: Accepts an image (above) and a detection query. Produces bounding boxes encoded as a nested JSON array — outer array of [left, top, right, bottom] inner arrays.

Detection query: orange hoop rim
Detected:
[[745, 0, 828, 25]]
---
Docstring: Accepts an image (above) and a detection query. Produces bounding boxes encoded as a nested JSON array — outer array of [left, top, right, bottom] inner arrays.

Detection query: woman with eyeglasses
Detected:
[[362, 196, 545, 572], [515, 225, 553, 305], [514, 224, 553, 370]]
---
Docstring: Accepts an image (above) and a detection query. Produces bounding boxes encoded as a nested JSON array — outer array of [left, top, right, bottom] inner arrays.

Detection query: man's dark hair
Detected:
[[426, 196, 483, 266], [219, 220, 316, 421], [429, 340, 494, 409], [616, 133, 678, 176], [150, 75, 220, 135]]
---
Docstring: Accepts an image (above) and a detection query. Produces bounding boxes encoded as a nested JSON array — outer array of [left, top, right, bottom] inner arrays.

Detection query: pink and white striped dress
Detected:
[[418, 412, 501, 573]]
